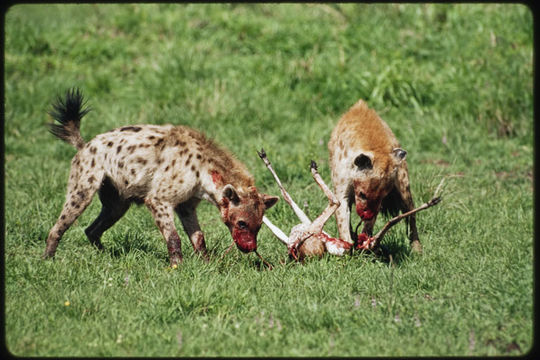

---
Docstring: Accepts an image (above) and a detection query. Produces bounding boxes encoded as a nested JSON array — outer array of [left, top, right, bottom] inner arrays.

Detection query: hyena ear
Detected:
[[261, 194, 279, 209], [354, 153, 373, 171], [392, 148, 407, 162], [223, 184, 240, 205]]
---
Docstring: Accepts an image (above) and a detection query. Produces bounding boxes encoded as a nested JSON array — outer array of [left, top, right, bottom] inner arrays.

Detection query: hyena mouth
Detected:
[[232, 228, 257, 253], [356, 206, 375, 221]]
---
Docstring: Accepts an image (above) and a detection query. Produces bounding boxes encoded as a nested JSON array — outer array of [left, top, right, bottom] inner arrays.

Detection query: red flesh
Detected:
[[356, 233, 376, 250], [356, 202, 375, 220], [232, 228, 257, 253], [321, 233, 353, 250]]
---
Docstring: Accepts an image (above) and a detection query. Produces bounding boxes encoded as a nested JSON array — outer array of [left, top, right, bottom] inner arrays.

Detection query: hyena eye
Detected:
[[359, 192, 367, 201], [237, 221, 248, 229]]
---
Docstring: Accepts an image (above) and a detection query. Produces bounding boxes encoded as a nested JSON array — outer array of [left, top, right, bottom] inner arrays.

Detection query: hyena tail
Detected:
[[48, 88, 90, 150]]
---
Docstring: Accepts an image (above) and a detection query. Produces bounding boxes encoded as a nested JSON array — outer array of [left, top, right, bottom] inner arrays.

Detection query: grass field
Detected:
[[4, 3, 533, 357]]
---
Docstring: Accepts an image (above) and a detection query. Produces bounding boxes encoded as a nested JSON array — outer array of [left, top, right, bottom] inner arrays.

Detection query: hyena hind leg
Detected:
[[85, 177, 131, 250], [43, 169, 103, 259]]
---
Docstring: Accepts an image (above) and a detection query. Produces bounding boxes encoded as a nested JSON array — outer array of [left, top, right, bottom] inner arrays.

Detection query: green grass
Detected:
[[4, 3, 533, 357]]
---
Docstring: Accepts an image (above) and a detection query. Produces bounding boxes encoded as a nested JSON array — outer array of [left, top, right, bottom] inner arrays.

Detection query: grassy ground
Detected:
[[4, 3, 533, 357]]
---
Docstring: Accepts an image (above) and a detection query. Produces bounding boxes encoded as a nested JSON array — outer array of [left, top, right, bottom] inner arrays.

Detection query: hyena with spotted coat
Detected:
[[328, 99, 421, 252], [43, 88, 278, 265]]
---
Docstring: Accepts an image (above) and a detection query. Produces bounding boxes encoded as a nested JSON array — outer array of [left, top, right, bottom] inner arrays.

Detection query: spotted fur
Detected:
[[328, 99, 421, 252], [43, 88, 278, 265]]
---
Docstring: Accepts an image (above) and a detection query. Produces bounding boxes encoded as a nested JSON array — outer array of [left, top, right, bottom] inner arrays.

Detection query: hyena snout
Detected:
[[231, 226, 258, 253], [227, 214, 264, 253], [354, 191, 381, 221], [221, 185, 279, 253]]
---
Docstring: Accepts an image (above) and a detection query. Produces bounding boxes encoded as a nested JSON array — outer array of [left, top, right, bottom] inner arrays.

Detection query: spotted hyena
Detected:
[[43, 88, 279, 265], [328, 99, 421, 252]]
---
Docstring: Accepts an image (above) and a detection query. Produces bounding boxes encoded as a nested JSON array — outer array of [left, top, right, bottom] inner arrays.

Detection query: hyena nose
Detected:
[[237, 220, 248, 230]]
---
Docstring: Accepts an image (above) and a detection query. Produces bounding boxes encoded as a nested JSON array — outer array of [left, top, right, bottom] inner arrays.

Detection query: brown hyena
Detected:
[[43, 88, 278, 265], [328, 99, 422, 253]]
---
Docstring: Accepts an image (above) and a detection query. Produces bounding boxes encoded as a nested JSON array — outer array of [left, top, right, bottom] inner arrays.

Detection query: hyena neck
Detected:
[[199, 163, 255, 208], [169, 125, 255, 207]]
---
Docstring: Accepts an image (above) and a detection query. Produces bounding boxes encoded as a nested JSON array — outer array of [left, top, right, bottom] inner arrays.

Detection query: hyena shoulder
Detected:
[[329, 100, 399, 157], [329, 100, 402, 180]]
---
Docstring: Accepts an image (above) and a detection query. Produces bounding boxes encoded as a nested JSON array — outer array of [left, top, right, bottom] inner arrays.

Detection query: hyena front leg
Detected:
[[43, 165, 103, 258], [333, 181, 355, 244], [361, 215, 378, 237], [396, 163, 421, 253], [145, 198, 183, 266], [85, 177, 130, 250], [175, 198, 209, 262]]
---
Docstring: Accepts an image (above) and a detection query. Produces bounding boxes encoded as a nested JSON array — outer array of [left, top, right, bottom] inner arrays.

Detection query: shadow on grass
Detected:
[[377, 237, 414, 267], [348, 235, 414, 267], [98, 231, 416, 269], [103, 232, 163, 260], [100, 232, 253, 267]]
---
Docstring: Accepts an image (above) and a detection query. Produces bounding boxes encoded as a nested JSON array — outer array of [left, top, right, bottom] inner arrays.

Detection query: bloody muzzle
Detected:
[[356, 202, 376, 221], [232, 228, 257, 253]]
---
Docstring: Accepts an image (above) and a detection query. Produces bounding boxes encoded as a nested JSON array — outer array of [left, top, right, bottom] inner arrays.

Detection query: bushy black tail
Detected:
[[48, 88, 90, 150]]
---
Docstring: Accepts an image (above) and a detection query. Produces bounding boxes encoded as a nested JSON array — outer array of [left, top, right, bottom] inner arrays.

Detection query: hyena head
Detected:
[[220, 185, 279, 253], [352, 148, 407, 221]]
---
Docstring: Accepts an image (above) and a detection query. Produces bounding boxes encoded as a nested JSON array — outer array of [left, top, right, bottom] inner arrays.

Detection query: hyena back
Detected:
[[43, 88, 278, 265], [328, 99, 421, 252]]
